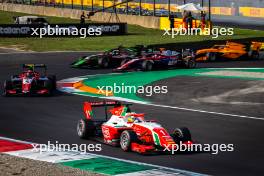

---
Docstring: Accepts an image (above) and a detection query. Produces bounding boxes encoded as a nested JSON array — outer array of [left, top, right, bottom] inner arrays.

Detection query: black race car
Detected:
[[114, 49, 196, 72], [71, 45, 153, 68]]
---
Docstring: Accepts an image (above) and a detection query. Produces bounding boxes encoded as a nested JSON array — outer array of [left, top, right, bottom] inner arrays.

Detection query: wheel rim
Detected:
[[3, 90, 7, 96], [77, 120, 85, 136], [103, 59, 109, 67], [211, 54, 216, 61], [120, 133, 129, 149], [147, 63, 152, 71], [189, 60, 195, 68], [174, 130, 183, 138]]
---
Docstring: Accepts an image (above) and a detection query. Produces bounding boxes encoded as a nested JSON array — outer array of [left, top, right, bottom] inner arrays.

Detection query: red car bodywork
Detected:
[[4, 64, 56, 96], [78, 101, 193, 154]]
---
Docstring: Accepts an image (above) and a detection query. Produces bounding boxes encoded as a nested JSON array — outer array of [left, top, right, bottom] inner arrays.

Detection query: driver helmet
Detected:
[[26, 70, 34, 77], [126, 113, 141, 123]]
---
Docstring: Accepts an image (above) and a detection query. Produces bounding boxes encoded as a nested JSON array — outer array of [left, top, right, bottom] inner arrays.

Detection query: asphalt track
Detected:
[[0, 52, 264, 175]]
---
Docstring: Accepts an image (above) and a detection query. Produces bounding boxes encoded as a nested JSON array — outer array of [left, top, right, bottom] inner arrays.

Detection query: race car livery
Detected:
[[71, 45, 153, 68], [77, 101, 193, 154], [196, 41, 263, 62], [3, 64, 56, 96], [114, 49, 196, 72]]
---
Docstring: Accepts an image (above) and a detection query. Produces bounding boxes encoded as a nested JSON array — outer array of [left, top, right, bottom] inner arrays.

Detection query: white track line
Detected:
[[0, 136, 206, 176], [147, 103, 264, 121], [72, 94, 264, 121], [58, 68, 264, 121]]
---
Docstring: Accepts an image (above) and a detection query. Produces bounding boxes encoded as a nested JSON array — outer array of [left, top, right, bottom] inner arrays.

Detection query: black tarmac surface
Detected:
[[0, 52, 264, 175]]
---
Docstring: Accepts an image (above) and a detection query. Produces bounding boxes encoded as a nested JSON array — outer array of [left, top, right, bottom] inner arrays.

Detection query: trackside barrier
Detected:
[[239, 7, 264, 18]]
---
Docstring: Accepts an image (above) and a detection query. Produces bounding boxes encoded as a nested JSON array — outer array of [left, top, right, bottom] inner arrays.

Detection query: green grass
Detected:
[[0, 10, 264, 51]]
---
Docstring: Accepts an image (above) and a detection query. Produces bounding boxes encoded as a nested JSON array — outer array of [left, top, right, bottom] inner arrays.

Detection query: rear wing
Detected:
[[22, 64, 47, 74], [83, 101, 132, 120], [23, 64, 47, 69]]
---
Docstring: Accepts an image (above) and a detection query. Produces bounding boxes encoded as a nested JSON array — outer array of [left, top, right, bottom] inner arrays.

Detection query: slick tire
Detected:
[[207, 52, 216, 62], [186, 58, 196, 68], [3, 80, 12, 97], [43, 80, 52, 96], [98, 57, 109, 68], [171, 127, 192, 142], [120, 130, 138, 152], [141, 61, 153, 71], [77, 119, 96, 139], [48, 75, 57, 89], [250, 51, 260, 60]]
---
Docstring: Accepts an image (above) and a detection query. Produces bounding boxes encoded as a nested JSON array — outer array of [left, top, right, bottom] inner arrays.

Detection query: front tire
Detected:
[[207, 52, 216, 62], [120, 130, 138, 152], [98, 57, 109, 68], [141, 61, 153, 71], [3, 80, 12, 97], [185, 58, 196, 68], [250, 51, 260, 60], [171, 127, 192, 142]]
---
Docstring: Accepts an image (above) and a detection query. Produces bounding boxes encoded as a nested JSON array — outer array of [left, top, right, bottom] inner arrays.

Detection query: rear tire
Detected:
[[3, 80, 12, 97], [48, 75, 57, 89], [120, 130, 138, 152], [250, 51, 260, 60], [186, 58, 196, 68], [171, 127, 192, 142], [141, 61, 153, 71], [43, 80, 52, 96], [77, 119, 96, 139]]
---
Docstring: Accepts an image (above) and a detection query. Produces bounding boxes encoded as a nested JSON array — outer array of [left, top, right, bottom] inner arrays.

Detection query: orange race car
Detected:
[[196, 41, 263, 62]]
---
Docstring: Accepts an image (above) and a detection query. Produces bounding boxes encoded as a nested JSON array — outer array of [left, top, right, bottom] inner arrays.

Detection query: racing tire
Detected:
[[207, 52, 217, 62], [48, 75, 57, 89], [77, 119, 96, 139], [141, 61, 153, 71], [3, 80, 13, 97], [171, 127, 192, 142], [43, 80, 52, 96], [186, 58, 196, 69], [98, 57, 109, 68], [120, 130, 138, 152], [250, 51, 260, 60]]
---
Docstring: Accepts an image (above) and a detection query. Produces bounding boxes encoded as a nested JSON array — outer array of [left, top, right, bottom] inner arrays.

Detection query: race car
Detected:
[[114, 49, 196, 72], [3, 64, 56, 96], [71, 45, 153, 68], [196, 41, 263, 62], [77, 101, 193, 154]]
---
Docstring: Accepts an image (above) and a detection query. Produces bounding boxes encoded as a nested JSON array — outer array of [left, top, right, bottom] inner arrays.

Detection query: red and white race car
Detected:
[[3, 64, 56, 96], [77, 101, 193, 154]]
